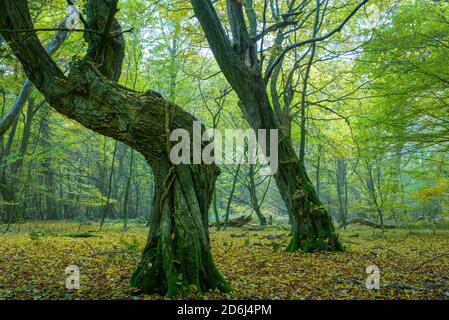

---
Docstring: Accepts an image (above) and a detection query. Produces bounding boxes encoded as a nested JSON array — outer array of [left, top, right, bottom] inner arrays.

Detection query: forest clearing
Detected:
[[1, 221, 448, 300]]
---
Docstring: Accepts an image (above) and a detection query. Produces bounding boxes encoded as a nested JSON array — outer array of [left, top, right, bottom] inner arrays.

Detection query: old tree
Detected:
[[0, 0, 369, 296], [188, 0, 368, 251]]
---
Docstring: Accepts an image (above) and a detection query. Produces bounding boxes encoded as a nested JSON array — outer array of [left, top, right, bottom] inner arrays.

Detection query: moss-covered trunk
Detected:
[[277, 140, 343, 252], [0, 0, 230, 297], [189, 0, 342, 252], [237, 76, 342, 252], [131, 161, 229, 297]]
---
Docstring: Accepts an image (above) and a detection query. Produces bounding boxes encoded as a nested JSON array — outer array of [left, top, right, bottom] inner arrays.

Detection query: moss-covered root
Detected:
[[130, 232, 230, 297], [286, 193, 345, 253], [286, 229, 344, 253], [130, 172, 230, 298]]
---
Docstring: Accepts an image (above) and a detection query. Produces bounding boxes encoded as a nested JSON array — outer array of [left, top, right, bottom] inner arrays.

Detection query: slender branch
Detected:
[[412, 253, 449, 271], [252, 19, 300, 42], [0, 14, 71, 136], [265, 0, 368, 81]]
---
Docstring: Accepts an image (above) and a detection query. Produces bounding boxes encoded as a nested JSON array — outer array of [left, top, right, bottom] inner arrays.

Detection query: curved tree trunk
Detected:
[[189, 0, 343, 252], [0, 0, 228, 297], [232, 77, 342, 251]]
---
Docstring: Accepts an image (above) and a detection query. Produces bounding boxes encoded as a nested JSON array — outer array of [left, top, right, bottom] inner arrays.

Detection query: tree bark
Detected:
[[123, 149, 134, 229], [336, 159, 348, 227], [189, 0, 342, 252], [130, 161, 229, 296], [248, 164, 267, 226], [0, 97, 36, 225], [41, 109, 58, 220], [224, 163, 241, 228], [0, 0, 228, 296]]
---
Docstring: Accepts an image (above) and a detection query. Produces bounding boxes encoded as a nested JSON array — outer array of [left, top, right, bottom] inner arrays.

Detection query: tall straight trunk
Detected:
[[224, 163, 242, 228], [112, 142, 127, 217], [336, 159, 348, 228], [212, 192, 220, 224], [316, 144, 321, 198], [97, 138, 116, 218], [58, 166, 65, 219], [41, 109, 58, 220], [123, 149, 134, 230], [366, 162, 384, 228], [100, 141, 118, 231], [134, 179, 140, 219], [248, 164, 267, 226]]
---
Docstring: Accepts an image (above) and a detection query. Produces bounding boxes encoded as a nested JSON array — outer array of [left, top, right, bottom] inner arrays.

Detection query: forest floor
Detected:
[[0, 220, 448, 300]]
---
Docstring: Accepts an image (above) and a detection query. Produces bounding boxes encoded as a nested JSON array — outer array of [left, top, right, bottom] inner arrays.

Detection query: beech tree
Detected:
[[188, 0, 368, 251], [0, 0, 229, 296]]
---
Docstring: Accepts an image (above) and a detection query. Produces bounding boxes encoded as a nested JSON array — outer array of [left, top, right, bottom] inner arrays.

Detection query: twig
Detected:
[[88, 250, 133, 256], [413, 253, 449, 271], [88, 250, 139, 263]]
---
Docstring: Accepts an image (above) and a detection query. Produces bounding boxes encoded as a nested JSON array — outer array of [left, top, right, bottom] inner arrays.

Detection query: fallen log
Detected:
[[338, 218, 396, 229], [246, 225, 265, 231], [211, 214, 253, 228], [230, 232, 248, 238]]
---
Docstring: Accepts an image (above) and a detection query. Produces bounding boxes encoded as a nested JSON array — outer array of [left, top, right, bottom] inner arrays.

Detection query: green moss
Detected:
[[286, 228, 345, 253], [130, 234, 231, 298]]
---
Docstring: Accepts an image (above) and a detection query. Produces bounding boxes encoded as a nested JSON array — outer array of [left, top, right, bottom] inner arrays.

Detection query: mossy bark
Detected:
[[130, 162, 230, 297], [0, 0, 229, 297], [280, 161, 344, 253], [275, 133, 343, 252], [189, 0, 342, 252], [237, 79, 343, 252]]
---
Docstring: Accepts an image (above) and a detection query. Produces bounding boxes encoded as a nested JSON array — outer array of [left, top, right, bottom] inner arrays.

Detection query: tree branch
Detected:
[[265, 0, 369, 81], [252, 19, 300, 42]]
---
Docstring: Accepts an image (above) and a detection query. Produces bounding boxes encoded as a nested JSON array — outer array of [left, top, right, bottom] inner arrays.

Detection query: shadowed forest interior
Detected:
[[0, 0, 448, 300]]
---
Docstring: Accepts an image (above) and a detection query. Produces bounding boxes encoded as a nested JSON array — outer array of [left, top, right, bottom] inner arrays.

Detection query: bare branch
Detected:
[[265, 0, 369, 81]]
